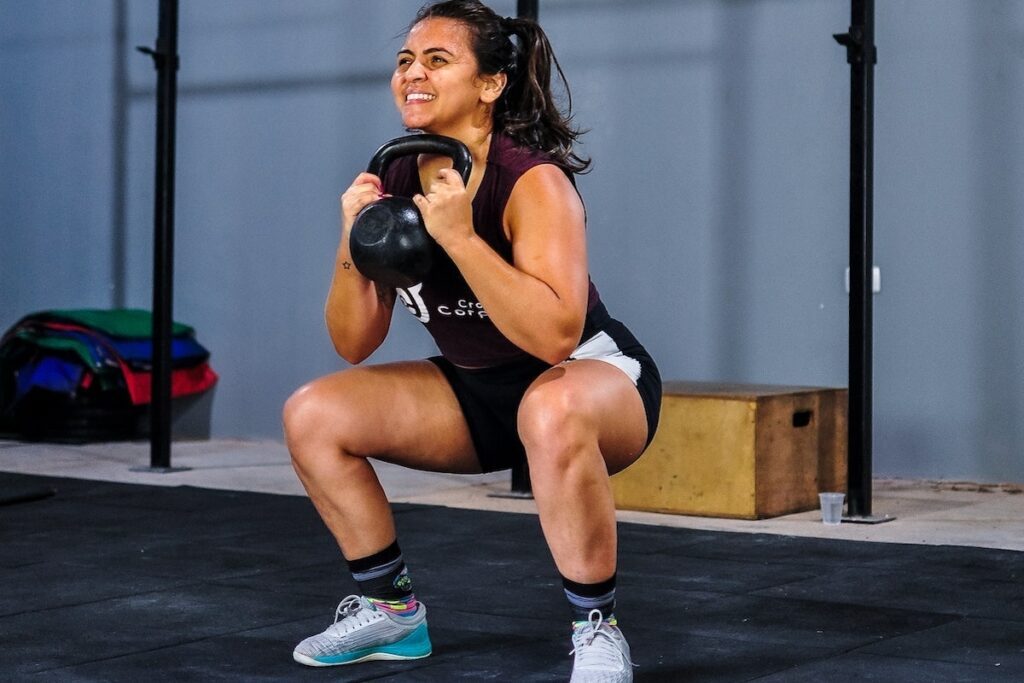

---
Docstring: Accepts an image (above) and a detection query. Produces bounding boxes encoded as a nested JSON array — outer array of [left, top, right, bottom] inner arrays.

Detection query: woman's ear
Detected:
[[478, 71, 508, 104]]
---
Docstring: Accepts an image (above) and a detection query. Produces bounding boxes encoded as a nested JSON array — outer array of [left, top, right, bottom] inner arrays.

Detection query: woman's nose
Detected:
[[404, 59, 426, 81]]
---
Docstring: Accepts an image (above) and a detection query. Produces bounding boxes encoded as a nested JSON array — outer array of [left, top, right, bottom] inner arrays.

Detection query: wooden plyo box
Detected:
[[611, 382, 848, 519]]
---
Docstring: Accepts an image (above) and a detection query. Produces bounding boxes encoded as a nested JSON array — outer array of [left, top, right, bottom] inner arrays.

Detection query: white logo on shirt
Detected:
[[397, 285, 491, 324], [438, 299, 489, 319], [396, 283, 430, 323]]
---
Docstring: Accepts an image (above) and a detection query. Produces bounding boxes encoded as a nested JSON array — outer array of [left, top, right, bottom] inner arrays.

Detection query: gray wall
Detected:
[[2, 1, 1021, 482]]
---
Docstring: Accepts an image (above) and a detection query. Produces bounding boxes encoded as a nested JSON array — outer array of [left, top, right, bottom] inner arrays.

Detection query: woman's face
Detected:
[[391, 17, 497, 135]]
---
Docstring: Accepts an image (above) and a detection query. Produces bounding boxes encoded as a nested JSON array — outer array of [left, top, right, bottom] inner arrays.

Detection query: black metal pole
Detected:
[[512, 0, 538, 496], [834, 1, 884, 521], [112, 0, 128, 309], [517, 0, 538, 20], [137, 0, 181, 472], [499, 0, 538, 499]]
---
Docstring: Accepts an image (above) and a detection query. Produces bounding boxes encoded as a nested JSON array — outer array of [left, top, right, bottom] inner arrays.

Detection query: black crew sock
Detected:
[[347, 539, 414, 602], [562, 573, 617, 623]]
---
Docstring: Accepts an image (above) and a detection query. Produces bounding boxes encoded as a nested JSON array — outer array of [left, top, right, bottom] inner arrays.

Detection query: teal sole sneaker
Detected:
[[293, 595, 432, 667]]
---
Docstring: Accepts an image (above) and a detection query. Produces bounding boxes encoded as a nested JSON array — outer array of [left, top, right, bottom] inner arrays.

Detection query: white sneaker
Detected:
[[292, 595, 431, 667], [569, 609, 634, 682]]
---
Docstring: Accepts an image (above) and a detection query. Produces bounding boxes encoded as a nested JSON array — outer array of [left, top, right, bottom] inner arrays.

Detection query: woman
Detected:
[[284, 2, 660, 680]]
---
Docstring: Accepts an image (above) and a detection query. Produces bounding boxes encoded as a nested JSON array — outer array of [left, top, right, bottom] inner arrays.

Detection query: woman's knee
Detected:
[[517, 379, 595, 465], [283, 382, 321, 453], [283, 376, 358, 459]]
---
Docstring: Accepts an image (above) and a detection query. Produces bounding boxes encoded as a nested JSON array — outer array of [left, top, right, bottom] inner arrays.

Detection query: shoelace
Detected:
[[328, 595, 380, 634], [569, 609, 634, 669]]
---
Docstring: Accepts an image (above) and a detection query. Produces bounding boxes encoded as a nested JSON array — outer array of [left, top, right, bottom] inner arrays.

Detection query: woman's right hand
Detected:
[[340, 172, 385, 232]]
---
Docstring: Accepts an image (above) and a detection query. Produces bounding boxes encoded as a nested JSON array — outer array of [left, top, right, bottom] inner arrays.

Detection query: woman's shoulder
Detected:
[[489, 132, 562, 177]]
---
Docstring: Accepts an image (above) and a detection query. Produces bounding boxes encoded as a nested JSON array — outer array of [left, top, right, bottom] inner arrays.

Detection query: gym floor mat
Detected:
[[1, 473, 1020, 681]]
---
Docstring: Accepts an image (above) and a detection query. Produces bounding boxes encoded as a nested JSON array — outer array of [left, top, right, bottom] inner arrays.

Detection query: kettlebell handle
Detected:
[[367, 134, 473, 187]]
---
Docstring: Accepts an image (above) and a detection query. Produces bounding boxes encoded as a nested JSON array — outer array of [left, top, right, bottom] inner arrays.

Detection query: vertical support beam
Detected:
[[135, 0, 187, 472], [111, 0, 128, 309], [517, 0, 538, 20], [495, 0, 539, 499], [835, 1, 888, 522], [512, 0, 538, 496]]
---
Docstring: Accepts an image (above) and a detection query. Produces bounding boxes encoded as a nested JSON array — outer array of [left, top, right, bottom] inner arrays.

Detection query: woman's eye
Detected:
[[430, 56, 447, 65]]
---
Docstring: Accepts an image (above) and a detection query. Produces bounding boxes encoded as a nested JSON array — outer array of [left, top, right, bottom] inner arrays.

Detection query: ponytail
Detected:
[[498, 17, 590, 173]]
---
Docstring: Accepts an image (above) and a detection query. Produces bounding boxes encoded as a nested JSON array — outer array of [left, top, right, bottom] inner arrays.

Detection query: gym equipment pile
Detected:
[[0, 309, 217, 442]]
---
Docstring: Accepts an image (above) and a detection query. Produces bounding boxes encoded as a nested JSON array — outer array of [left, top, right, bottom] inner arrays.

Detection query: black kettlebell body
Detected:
[[349, 134, 472, 289]]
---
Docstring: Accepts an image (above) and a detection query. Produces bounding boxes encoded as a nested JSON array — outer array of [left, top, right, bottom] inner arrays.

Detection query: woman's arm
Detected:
[[324, 172, 397, 364], [416, 164, 589, 365]]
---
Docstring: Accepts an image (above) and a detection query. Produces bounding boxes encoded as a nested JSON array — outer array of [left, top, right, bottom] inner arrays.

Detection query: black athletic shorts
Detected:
[[428, 304, 661, 473]]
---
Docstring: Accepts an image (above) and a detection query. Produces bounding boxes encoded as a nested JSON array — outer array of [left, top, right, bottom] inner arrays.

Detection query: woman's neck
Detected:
[[418, 129, 492, 198]]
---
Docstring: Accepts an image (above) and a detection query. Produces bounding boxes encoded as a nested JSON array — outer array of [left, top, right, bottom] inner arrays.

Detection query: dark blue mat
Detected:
[[0, 473, 1020, 681]]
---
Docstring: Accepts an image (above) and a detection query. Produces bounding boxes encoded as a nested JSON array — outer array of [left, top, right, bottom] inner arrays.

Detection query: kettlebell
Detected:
[[349, 134, 473, 289]]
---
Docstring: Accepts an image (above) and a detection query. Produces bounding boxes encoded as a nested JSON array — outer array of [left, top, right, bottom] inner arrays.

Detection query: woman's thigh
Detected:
[[519, 359, 649, 475], [285, 359, 482, 474]]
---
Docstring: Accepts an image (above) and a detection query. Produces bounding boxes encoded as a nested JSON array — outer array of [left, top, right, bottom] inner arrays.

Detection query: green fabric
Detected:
[[13, 333, 101, 370], [45, 309, 194, 338]]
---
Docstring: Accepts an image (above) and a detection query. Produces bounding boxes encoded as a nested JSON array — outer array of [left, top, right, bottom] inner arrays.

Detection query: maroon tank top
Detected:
[[382, 132, 603, 366]]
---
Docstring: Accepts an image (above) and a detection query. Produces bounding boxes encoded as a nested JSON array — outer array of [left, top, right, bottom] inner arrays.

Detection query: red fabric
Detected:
[[4, 315, 217, 407], [122, 362, 219, 406], [37, 321, 218, 405]]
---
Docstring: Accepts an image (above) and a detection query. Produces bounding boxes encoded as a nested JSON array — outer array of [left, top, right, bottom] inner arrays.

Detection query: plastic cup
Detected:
[[818, 492, 845, 525]]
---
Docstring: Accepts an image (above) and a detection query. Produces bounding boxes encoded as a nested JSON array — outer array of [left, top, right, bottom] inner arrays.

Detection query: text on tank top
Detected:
[[381, 132, 602, 367]]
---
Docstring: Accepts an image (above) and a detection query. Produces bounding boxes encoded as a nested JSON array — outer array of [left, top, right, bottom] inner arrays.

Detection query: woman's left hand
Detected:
[[413, 168, 474, 250]]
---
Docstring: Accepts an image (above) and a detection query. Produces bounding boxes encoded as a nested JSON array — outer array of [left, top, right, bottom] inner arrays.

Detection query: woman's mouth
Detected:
[[406, 93, 436, 103]]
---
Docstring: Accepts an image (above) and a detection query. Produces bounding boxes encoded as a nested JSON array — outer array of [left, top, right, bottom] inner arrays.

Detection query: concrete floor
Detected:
[[1, 438, 1022, 552]]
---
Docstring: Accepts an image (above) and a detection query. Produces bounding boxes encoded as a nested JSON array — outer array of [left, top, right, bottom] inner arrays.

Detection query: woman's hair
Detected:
[[411, 0, 590, 173]]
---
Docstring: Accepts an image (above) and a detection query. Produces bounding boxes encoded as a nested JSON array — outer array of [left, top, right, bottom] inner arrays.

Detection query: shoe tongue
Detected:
[[573, 618, 606, 633]]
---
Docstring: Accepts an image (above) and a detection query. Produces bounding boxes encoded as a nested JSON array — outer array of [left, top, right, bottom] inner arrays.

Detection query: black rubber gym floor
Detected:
[[1, 472, 1021, 682]]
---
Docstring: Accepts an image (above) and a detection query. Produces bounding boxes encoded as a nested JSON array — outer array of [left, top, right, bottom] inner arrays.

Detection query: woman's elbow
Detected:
[[335, 345, 370, 365], [534, 323, 584, 365], [328, 330, 380, 365], [536, 347, 573, 366]]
